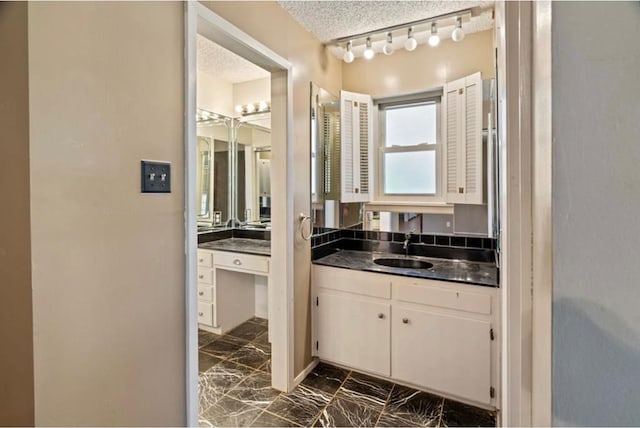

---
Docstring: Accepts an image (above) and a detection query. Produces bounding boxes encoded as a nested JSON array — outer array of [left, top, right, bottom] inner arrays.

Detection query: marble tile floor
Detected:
[[199, 319, 496, 427]]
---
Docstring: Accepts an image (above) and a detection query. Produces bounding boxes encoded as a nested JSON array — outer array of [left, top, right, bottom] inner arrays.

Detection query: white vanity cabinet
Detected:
[[312, 265, 498, 407], [197, 248, 271, 337]]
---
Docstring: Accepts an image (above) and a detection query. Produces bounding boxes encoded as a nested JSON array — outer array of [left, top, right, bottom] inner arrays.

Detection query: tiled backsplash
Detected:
[[198, 228, 270, 244], [312, 227, 495, 251]]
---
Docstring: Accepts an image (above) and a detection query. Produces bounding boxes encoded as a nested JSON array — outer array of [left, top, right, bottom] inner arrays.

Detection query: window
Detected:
[[379, 98, 441, 197]]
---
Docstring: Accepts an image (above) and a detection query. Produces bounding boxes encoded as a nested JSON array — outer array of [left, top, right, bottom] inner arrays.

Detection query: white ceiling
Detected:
[[278, 1, 494, 42], [278, 1, 494, 59], [196, 34, 269, 84]]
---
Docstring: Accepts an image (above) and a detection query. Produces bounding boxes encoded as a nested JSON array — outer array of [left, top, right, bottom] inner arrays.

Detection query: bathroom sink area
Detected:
[[374, 258, 433, 270]]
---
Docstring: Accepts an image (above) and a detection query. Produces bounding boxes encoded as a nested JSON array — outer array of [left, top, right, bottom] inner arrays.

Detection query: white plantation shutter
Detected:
[[464, 73, 483, 204], [340, 90, 372, 203], [444, 72, 483, 204]]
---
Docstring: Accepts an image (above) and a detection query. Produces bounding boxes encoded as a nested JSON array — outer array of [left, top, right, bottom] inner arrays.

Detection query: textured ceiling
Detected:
[[197, 34, 269, 83], [278, 1, 494, 59]]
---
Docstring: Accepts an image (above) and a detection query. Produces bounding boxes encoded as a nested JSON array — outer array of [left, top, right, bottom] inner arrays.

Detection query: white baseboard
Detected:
[[292, 358, 319, 388]]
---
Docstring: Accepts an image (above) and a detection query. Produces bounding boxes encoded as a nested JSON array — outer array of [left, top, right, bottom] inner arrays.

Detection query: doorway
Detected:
[[184, 3, 294, 426]]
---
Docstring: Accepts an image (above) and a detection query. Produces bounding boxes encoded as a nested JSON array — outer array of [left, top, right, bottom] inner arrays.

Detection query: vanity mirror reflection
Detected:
[[196, 108, 271, 230], [310, 82, 364, 231]]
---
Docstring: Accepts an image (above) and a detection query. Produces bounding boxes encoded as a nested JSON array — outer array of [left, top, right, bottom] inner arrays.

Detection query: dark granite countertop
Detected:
[[313, 249, 498, 287], [198, 238, 271, 257]]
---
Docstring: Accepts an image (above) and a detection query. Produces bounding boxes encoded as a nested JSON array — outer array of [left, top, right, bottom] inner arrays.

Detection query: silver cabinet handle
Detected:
[[402, 318, 409, 324], [233, 259, 242, 266], [198, 291, 204, 296], [378, 313, 385, 319], [199, 258, 204, 263], [198, 312, 204, 316], [198, 274, 204, 279]]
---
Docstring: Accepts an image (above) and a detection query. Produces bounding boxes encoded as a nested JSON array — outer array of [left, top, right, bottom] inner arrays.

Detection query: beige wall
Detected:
[[0, 2, 35, 425], [27, 2, 185, 425], [201, 1, 342, 375], [343, 30, 494, 97], [198, 70, 234, 116]]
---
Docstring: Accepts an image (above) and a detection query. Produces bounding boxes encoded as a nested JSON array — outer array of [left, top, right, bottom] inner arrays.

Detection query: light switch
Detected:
[[141, 160, 171, 193]]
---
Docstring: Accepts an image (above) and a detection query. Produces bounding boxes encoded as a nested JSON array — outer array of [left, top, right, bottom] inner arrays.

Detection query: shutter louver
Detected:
[[465, 82, 478, 195], [446, 89, 458, 195], [342, 98, 354, 200], [359, 102, 369, 194]]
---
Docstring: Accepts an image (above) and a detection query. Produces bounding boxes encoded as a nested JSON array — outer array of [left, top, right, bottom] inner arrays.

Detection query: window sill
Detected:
[[364, 201, 454, 215]]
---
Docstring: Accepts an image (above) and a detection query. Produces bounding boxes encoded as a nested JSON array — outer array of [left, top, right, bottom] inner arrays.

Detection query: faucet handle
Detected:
[[405, 229, 415, 239]]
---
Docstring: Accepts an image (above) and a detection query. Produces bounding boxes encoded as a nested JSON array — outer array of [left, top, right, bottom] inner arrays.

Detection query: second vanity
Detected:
[[197, 234, 271, 339], [311, 236, 499, 408]]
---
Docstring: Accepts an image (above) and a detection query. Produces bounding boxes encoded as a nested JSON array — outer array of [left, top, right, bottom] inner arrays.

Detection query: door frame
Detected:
[[184, 3, 294, 426], [497, 1, 553, 426]]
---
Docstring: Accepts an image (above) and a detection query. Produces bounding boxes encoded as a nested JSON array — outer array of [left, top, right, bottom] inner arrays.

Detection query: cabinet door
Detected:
[[340, 90, 372, 203], [315, 290, 390, 376], [392, 305, 492, 404]]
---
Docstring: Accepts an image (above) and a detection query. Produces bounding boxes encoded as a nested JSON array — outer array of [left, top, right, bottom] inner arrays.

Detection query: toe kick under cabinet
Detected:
[[198, 249, 270, 337], [312, 265, 499, 408]]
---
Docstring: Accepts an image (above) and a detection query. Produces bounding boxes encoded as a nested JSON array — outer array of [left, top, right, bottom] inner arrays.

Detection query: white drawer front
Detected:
[[197, 268, 214, 284], [393, 278, 492, 315], [197, 250, 213, 268], [197, 285, 214, 303], [215, 252, 269, 274], [197, 302, 214, 326], [313, 265, 391, 299]]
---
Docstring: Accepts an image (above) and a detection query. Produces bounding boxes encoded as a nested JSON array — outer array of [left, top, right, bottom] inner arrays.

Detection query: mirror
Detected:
[[310, 82, 363, 232], [197, 109, 271, 230]]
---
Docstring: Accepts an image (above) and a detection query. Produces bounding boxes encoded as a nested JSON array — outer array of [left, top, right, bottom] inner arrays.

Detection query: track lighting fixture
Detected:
[[428, 22, 440, 47], [363, 37, 375, 60], [452, 17, 465, 42], [335, 7, 475, 63], [382, 32, 394, 56], [343, 41, 354, 63], [404, 27, 417, 51]]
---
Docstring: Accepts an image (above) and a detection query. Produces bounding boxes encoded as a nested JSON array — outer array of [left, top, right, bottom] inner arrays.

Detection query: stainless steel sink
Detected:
[[373, 258, 433, 270]]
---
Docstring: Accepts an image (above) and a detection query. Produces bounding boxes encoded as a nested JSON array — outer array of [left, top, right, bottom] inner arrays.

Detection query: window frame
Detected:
[[375, 94, 445, 204]]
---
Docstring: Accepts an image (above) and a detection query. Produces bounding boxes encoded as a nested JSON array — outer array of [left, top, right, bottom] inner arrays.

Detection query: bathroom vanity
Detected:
[[197, 237, 271, 339], [311, 238, 499, 408]]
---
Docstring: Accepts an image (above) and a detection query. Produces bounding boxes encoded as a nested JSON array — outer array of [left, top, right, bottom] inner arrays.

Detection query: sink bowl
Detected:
[[374, 258, 433, 270]]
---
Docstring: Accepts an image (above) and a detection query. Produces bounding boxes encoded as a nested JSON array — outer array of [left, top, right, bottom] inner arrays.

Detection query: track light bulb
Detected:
[[428, 22, 440, 47], [363, 37, 375, 60], [382, 32, 394, 56], [452, 17, 465, 42], [404, 27, 417, 51], [343, 41, 354, 63]]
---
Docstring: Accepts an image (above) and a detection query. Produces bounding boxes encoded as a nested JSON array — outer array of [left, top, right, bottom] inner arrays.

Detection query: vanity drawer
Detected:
[[197, 250, 213, 268], [197, 285, 214, 303], [197, 302, 214, 326], [393, 278, 492, 315], [215, 252, 269, 274], [197, 268, 214, 284]]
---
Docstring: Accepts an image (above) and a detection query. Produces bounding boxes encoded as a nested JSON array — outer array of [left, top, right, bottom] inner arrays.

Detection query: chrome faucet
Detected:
[[403, 230, 414, 256]]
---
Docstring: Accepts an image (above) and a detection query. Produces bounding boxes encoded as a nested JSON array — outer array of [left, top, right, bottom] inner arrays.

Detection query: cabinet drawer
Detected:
[[198, 250, 213, 267], [197, 285, 214, 303], [197, 302, 214, 326], [393, 278, 492, 315], [215, 252, 269, 274], [197, 268, 213, 285], [313, 265, 391, 299]]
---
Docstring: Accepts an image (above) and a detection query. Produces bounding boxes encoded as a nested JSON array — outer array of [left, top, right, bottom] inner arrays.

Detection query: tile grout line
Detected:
[[372, 379, 394, 428]]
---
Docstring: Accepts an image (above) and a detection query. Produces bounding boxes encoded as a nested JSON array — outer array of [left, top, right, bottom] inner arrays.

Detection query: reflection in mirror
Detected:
[[310, 82, 363, 232], [197, 110, 232, 227], [237, 119, 271, 228], [364, 206, 488, 236]]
